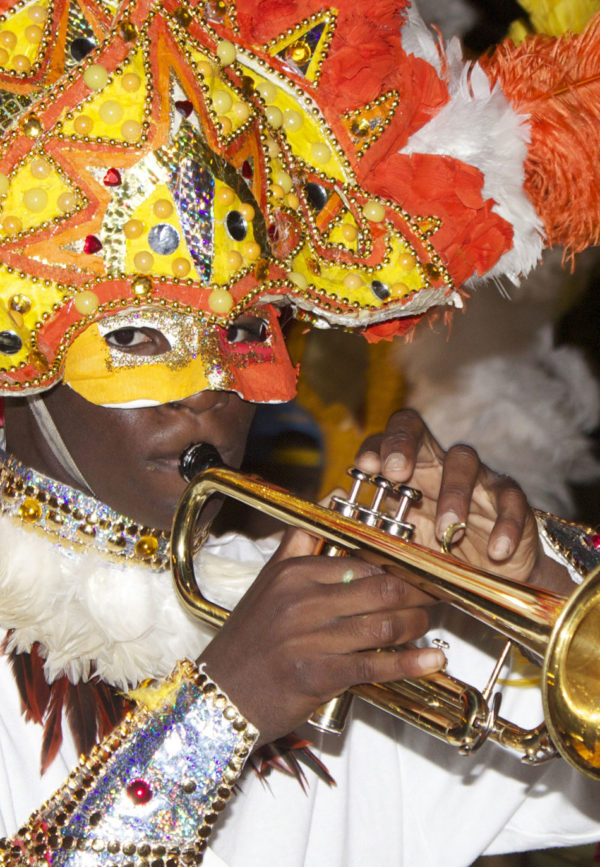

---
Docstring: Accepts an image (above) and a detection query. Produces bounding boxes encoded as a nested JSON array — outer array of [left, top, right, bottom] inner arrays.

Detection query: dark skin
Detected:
[[4, 394, 569, 748], [5, 386, 254, 531]]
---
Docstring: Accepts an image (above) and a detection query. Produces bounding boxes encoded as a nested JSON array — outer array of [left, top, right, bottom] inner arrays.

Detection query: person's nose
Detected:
[[167, 390, 228, 414]]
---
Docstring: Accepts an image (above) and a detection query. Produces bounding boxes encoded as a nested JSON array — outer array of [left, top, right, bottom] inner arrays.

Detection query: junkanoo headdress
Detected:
[[0, 0, 598, 406]]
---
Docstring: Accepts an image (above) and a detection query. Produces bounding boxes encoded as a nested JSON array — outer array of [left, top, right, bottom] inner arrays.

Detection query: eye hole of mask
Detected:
[[225, 315, 269, 344], [104, 326, 172, 356]]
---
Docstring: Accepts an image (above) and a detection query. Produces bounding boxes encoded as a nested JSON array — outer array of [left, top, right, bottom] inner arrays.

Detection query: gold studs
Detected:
[[9, 293, 31, 314], [425, 262, 441, 281], [135, 535, 159, 558], [107, 534, 127, 552], [132, 275, 153, 295], [17, 497, 42, 523], [174, 6, 192, 27], [118, 19, 138, 41], [21, 115, 43, 138]]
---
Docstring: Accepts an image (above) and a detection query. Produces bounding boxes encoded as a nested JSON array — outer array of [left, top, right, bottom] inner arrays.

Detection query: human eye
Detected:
[[225, 316, 269, 344], [104, 327, 171, 356]]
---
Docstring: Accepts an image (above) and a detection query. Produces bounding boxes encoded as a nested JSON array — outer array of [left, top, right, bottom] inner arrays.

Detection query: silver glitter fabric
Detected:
[[1, 662, 258, 865], [0, 449, 170, 569], [158, 125, 215, 281], [536, 510, 600, 580]]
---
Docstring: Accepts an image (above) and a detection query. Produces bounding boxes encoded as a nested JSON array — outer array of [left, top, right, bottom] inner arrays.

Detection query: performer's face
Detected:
[[7, 384, 255, 531]]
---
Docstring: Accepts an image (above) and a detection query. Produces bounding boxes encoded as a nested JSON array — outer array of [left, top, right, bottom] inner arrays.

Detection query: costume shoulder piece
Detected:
[[0, 0, 597, 402]]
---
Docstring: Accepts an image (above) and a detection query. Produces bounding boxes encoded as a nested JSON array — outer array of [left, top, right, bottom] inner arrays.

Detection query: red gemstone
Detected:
[[103, 168, 122, 187], [241, 159, 253, 180], [84, 235, 103, 254], [589, 533, 600, 550], [268, 224, 279, 242], [127, 779, 152, 804], [175, 100, 193, 118]]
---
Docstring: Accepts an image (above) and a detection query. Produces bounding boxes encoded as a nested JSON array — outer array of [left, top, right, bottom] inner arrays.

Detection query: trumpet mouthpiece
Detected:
[[179, 443, 223, 482]]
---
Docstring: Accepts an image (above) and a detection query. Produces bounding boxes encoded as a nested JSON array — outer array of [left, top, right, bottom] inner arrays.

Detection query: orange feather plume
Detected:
[[484, 13, 600, 258]]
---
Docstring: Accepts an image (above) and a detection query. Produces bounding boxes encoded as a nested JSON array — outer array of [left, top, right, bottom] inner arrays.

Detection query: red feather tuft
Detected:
[[65, 680, 108, 758], [484, 13, 600, 257], [40, 677, 69, 775], [251, 733, 335, 788], [8, 643, 51, 725], [6, 645, 132, 773]]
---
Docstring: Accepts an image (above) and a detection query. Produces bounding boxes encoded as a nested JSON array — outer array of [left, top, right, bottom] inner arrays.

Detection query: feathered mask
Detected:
[[0, 0, 597, 406]]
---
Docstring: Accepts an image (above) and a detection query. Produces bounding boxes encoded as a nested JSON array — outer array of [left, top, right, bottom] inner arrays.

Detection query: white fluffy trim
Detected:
[[401, 12, 544, 285], [0, 521, 272, 690]]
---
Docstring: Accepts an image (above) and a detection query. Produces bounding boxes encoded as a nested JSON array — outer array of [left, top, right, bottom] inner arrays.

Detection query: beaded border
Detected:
[[0, 450, 170, 569], [0, 661, 258, 865]]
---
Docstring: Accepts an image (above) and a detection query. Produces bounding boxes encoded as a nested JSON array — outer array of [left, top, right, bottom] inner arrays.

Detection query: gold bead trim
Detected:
[[0, 451, 169, 569], [0, 661, 258, 866]]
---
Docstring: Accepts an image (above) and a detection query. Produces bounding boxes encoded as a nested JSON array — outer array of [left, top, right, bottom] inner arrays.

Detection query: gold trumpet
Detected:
[[171, 444, 600, 780]]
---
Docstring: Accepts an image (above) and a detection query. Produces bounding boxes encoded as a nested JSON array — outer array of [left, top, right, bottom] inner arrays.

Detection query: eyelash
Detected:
[[105, 328, 150, 348]]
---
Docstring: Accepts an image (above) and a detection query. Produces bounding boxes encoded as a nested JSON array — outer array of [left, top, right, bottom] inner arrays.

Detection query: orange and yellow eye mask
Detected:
[[62, 303, 297, 408]]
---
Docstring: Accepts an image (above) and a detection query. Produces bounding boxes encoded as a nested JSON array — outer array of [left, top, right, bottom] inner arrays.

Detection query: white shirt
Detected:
[[1, 533, 599, 866]]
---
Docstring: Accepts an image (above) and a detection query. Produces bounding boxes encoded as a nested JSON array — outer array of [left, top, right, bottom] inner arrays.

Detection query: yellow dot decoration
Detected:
[[133, 250, 154, 271], [216, 40, 236, 66], [99, 99, 124, 125], [363, 201, 386, 222], [84, 64, 109, 91], [124, 219, 144, 239], [74, 290, 99, 314], [209, 287, 233, 313], [22, 187, 48, 212]]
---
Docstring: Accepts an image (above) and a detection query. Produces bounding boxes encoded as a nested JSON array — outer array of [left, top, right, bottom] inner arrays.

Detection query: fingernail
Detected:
[[357, 450, 380, 471], [417, 648, 446, 674], [437, 511, 460, 536], [384, 453, 408, 474], [490, 536, 512, 560]]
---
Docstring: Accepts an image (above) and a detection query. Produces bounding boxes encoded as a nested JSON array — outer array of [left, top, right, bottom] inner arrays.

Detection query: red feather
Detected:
[[8, 643, 51, 725], [40, 677, 68, 775], [65, 680, 107, 758], [6, 645, 131, 773], [251, 733, 335, 788]]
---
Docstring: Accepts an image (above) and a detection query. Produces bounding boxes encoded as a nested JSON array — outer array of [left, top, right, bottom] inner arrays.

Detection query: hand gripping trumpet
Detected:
[[172, 443, 600, 780]]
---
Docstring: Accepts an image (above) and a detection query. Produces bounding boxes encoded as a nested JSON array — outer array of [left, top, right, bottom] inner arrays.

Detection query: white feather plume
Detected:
[[0, 525, 271, 689], [401, 4, 544, 284]]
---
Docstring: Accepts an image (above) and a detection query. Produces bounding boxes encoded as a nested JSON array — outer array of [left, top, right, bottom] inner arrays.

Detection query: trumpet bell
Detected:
[[544, 566, 600, 778]]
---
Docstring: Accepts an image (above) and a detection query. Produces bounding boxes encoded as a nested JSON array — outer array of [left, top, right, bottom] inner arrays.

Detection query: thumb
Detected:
[[270, 525, 319, 561], [270, 488, 343, 562]]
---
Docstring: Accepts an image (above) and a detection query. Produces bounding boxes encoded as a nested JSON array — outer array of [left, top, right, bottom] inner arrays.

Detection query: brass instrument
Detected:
[[172, 444, 600, 780]]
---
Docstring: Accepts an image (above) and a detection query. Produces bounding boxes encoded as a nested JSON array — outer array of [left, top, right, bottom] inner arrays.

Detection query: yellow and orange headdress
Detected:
[[0, 0, 598, 406]]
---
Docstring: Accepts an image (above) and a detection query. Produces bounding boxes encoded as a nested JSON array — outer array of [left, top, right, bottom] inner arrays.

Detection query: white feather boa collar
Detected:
[[0, 514, 275, 690]]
